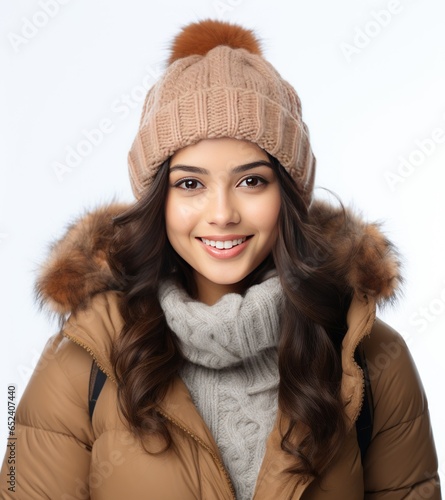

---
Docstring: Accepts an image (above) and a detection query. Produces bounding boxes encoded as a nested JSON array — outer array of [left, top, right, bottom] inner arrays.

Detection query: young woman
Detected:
[[0, 19, 440, 500]]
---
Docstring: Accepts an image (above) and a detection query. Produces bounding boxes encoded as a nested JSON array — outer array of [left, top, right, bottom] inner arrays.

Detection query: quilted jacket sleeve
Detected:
[[362, 319, 441, 499], [0, 332, 95, 499]]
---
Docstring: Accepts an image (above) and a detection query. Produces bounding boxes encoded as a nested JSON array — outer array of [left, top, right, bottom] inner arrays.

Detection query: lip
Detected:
[[196, 235, 253, 259]]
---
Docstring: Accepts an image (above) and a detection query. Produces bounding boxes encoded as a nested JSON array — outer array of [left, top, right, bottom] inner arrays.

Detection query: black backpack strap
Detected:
[[88, 360, 107, 421], [355, 345, 374, 462]]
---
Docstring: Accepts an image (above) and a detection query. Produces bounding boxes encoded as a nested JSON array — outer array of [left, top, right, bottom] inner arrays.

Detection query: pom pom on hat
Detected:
[[168, 19, 263, 65]]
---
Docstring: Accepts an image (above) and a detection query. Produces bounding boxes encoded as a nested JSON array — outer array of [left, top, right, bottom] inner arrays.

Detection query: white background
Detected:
[[1, 0, 445, 489]]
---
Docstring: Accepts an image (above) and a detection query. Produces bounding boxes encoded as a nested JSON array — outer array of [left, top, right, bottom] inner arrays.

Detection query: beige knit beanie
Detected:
[[128, 19, 316, 205]]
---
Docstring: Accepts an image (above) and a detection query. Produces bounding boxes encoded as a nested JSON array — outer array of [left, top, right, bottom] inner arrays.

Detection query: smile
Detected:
[[200, 237, 247, 249]]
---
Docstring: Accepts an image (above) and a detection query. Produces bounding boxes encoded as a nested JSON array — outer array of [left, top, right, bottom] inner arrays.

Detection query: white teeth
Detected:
[[201, 237, 247, 249]]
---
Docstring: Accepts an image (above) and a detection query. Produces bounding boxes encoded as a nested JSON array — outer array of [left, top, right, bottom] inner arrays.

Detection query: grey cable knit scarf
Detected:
[[158, 275, 284, 500]]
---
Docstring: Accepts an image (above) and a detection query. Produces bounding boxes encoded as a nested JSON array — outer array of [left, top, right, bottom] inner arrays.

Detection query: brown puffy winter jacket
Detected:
[[0, 201, 440, 499]]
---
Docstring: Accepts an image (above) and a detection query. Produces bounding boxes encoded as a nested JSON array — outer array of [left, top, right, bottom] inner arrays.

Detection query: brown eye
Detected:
[[175, 179, 204, 190], [239, 176, 267, 188]]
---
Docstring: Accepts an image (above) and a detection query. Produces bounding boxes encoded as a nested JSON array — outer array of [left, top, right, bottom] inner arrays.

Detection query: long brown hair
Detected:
[[108, 155, 351, 481]]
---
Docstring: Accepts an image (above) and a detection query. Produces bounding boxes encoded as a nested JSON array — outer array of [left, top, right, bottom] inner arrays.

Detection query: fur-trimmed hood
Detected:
[[34, 200, 402, 319]]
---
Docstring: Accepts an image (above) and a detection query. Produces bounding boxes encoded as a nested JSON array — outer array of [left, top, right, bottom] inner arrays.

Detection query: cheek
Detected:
[[165, 195, 197, 241], [245, 193, 281, 236]]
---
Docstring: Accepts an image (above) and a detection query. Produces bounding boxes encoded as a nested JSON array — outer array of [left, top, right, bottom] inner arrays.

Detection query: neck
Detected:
[[192, 265, 277, 305], [193, 271, 247, 305]]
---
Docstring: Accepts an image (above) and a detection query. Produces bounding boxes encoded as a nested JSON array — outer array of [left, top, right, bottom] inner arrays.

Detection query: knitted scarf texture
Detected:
[[158, 275, 284, 500]]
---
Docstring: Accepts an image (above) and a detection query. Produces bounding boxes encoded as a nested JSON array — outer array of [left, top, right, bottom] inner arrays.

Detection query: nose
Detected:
[[205, 188, 240, 227]]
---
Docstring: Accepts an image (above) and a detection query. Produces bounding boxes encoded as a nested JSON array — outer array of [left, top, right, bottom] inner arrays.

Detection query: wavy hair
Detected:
[[108, 155, 351, 481]]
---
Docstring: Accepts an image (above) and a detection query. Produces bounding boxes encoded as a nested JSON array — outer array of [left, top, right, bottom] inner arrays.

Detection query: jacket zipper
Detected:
[[62, 331, 116, 382], [157, 409, 237, 500], [349, 299, 376, 422], [63, 331, 236, 498]]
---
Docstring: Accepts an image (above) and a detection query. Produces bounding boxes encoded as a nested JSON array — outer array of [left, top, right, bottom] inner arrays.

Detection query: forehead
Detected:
[[169, 138, 269, 169]]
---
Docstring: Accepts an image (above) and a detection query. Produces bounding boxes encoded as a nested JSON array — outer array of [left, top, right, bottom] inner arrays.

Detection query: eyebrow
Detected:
[[169, 160, 274, 175]]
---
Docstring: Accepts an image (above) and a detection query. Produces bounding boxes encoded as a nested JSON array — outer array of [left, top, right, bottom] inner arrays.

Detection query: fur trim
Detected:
[[168, 19, 262, 66], [34, 200, 402, 317], [309, 201, 402, 305], [34, 202, 128, 318]]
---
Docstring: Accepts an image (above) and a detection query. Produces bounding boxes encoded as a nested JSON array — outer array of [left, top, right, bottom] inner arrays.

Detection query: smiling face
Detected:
[[165, 137, 281, 305]]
